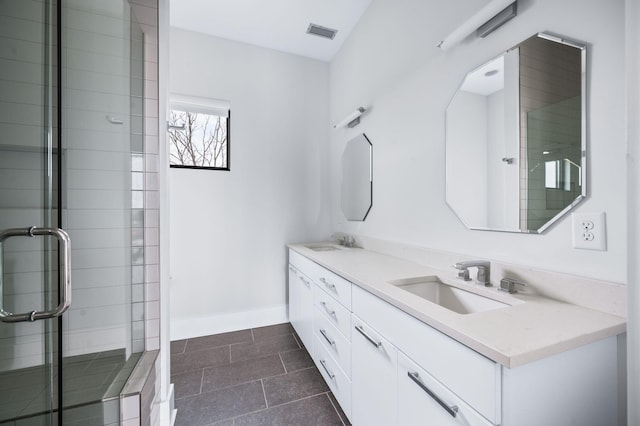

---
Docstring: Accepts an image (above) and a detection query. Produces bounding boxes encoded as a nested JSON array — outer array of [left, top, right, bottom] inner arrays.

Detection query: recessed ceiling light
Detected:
[[306, 23, 338, 40]]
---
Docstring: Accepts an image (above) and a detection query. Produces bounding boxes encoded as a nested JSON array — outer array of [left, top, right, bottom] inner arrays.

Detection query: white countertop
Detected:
[[288, 243, 627, 368]]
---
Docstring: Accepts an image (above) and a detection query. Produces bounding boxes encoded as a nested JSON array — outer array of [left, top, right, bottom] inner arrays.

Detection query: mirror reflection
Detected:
[[341, 133, 372, 221], [446, 33, 586, 233]]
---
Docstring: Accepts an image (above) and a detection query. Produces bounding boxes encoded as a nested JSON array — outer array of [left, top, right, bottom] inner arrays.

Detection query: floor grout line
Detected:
[[225, 390, 332, 424], [325, 392, 347, 426], [292, 332, 302, 349], [265, 391, 329, 410], [278, 352, 288, 374], [198, 367, 204, 395], [260, 378, 268, 408]]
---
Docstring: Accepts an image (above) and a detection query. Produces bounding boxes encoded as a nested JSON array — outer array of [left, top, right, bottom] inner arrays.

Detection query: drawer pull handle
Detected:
[[407, 371, 458, 418], [320, 301, 337, 317], [354, 324, 382, 348], [288, 265, 296, 273], [319, 359, 335, 380], [319, 328, 335, 346], [320, 277, 337, 292]]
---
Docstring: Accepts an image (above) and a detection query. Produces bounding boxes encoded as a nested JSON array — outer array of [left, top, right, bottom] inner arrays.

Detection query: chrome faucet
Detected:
[[454, 260, 491, 286], [332, 232, 357, 248]]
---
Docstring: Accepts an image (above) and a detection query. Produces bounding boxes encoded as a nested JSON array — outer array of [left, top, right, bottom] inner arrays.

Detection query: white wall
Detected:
[[329, 0, 627, 283], [446, 90, 488, 227], [169, 29, 331, 339], [625, 0, 640, 423]]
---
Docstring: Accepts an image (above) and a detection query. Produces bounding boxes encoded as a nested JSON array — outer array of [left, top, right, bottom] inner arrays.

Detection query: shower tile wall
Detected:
[[129, 0, 160, 354], [61, 0, 160, 361], [0, 0, 161, 421], [0, 0, 55, 372], [131, 0, 161, 424], [62, 0, 136, 357]]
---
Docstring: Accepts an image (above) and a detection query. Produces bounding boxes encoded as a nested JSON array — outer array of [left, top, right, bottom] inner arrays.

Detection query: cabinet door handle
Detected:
[[319, 359, 335, 380], [354, 324, 382, 348], [319, 328, 335, 346], [320, 301, 336, 318], [299, 276, 310, 288], [407, 371, 458, 418], [288, 265, 296, 274], [319, 277, 337, 292]]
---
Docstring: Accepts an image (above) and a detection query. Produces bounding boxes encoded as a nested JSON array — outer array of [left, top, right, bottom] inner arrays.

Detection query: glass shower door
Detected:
[[0, 0, 63, 424], [1, 0, 145, 423]]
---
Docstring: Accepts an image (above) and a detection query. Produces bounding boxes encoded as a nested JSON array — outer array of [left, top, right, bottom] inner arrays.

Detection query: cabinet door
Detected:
[[351, 314, 397, 426], [288, 265, 302, 334], [398, 353, 493, 426], [288, 265, 314, 354]]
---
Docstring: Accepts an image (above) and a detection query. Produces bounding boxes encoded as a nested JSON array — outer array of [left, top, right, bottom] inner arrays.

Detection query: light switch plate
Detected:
[[572, 212, 606, 251]]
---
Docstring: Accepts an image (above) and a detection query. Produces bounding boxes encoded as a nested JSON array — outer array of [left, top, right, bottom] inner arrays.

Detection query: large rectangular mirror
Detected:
[[445, 33, 586, 233]]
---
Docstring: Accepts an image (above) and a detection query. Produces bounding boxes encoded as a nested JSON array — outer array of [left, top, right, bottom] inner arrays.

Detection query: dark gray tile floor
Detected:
[[171, 323, 351, 426]]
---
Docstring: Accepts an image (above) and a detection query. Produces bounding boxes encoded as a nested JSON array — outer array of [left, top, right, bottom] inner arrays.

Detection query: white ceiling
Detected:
[[460, 55, 504, 96], [170, 0, 373, 62]]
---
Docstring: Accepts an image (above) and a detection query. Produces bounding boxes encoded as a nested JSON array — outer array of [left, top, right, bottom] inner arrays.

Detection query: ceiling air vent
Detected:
[[306, 23, 338, 40]]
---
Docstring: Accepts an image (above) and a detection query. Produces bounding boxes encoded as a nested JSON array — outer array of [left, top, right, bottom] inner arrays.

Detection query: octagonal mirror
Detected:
[[341, 133, 372, 221], [446, 33, 586, 233]]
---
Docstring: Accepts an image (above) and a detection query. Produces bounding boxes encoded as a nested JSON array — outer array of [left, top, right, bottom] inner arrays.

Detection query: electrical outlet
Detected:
[[572, 212, 606, 251]]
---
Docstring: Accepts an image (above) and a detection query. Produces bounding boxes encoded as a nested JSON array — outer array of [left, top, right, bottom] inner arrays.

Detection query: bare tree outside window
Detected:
[[169, 109, 229, 169]]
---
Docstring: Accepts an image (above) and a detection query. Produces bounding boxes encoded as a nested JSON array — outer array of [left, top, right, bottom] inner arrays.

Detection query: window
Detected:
[[168, 95, 230, 170]]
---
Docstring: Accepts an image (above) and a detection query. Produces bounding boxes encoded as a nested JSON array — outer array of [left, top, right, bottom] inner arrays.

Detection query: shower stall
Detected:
[[0, 0, 159, 424]]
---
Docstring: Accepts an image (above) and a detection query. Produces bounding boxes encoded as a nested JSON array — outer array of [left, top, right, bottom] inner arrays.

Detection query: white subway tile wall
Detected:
[[62, 0, 136, 357], [131, 0, 161, 424], [0, 0, 56, 372]]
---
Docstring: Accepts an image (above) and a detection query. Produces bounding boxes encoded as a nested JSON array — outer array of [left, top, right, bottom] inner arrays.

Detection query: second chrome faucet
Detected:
[[453, 260, 491, 286]]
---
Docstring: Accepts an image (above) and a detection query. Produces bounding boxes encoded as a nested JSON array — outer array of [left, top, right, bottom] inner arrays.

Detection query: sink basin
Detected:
[[304, 243, 345, 252], [389, 276, 509, 315]]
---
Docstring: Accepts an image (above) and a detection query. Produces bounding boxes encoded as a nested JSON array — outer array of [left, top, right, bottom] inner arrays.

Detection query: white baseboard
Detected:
[[170, 305, 289, 341]]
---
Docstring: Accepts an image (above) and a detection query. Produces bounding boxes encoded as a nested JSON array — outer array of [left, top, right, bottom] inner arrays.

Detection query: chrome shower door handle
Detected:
[[0, 226, 72, 323]]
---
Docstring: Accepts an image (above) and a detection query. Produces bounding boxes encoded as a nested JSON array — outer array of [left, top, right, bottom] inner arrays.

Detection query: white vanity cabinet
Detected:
[[288, 249, 620, 426], [351, 315, 397, 426], [288, 252, 314, 352]]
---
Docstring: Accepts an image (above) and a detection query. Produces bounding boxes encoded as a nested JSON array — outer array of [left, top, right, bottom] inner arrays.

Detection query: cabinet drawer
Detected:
[[313, 307, 352, 378], [352, 285, 501, 424], [313, 284, 351, 341], [315, 335, 352, 420], [290, 250, 352, 308], [398, 352, 494, 426], [289, 250, 315, 274]]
